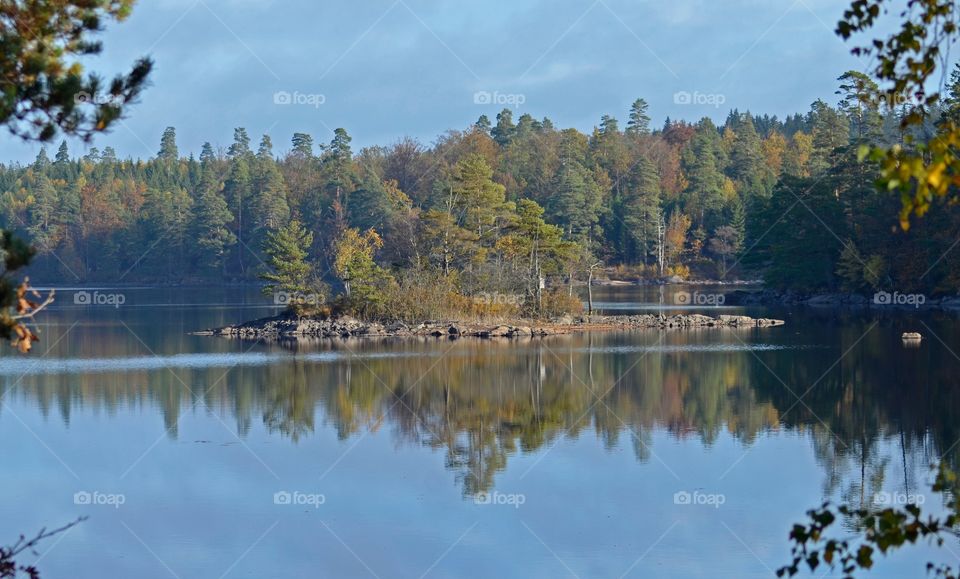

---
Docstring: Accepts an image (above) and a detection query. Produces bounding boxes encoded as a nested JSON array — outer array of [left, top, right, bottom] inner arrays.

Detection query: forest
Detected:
[[4, 69, 960, 316]]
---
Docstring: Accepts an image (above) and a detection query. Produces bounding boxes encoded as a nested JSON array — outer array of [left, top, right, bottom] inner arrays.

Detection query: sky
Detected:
[[1, 0, 873, 163]]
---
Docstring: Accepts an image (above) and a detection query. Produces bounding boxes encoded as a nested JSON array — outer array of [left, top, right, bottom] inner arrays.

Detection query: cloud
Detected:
[[0, 0, 865, 162]]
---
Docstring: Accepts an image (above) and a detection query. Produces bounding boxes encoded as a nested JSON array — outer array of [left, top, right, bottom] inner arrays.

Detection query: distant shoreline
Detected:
[[726, 289, 960, 311]]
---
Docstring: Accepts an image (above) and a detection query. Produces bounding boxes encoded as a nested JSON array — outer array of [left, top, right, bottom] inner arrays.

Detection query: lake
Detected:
[[1, 286, 957, 578]]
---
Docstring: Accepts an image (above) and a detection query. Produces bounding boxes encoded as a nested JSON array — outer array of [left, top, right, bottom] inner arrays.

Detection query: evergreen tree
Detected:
[[158, 127, 178, 162], [548, 160, 602, 247], [491, 109, 515, 146], [291, 133, 314, 158], [474, 114, 492, 133], [626, 98, 651, 137], [191, 186, 235, 273], [620, 155, 661, 264], [260, 219, 319, 307], [54, 141, 69, 165], [836, 70, 882, 142]]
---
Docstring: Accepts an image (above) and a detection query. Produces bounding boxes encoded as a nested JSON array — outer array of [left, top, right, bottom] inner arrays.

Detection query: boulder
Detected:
[[487, 325, 512, 337]]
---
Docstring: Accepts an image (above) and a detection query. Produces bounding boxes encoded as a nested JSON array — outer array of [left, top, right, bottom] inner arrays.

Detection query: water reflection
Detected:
[[5, 305, 959, 500], [3, 288, 960, 577]]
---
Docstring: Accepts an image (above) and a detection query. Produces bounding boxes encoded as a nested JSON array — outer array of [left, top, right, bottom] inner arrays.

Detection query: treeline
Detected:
[[4, 69, 960, 297]]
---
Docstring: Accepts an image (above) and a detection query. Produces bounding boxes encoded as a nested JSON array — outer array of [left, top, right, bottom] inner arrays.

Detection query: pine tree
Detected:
[[26, 174, 60, 252], [33, 147, 50, 171], [291, 133, 314, 158], [452, 154, 508, 245], [491, 109, 515, 146], [224, 153, 251, 273], [683, 120, 727, 230], [260, 219, 318, 307], [475, 115, 492, 133], [626, 98, 651, 137], [809, 100, 849, 174], [227, 127, 252, 160], [54, 141, 69, 165], [548, 160, 602, 248], [158, 127, 178, 162], [621, 155, 661, 264], [836, 70, 882, 142], [191, 186, 235, 273]]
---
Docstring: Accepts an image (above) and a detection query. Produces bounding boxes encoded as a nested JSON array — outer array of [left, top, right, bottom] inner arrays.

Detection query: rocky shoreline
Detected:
[[727, 289, 960, 310], [193, 313, 786, 340]]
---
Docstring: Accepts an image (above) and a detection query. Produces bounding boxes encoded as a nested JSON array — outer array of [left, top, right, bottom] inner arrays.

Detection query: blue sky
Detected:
[[3, 0, 870, 163]]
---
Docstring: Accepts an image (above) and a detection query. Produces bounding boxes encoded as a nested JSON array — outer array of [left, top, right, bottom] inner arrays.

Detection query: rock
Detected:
[[448, 325, 461, 336], [805, 294, 843, 306], [718, 315, 755, 326], [487, 325, 512, 337]]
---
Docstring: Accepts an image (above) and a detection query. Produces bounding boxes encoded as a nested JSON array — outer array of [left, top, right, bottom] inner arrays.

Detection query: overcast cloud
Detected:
[[1, 0, 869, 163]]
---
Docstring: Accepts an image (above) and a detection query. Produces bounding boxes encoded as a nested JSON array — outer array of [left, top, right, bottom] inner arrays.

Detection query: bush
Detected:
[[665, 264, 690, 279], [523, 289, 584, 319]]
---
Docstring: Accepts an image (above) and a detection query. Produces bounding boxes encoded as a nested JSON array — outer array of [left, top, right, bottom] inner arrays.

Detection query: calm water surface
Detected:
[[1, 286, 958, 578]]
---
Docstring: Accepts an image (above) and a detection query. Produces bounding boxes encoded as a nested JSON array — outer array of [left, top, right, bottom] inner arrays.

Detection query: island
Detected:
[[195, 312, 785, 340]]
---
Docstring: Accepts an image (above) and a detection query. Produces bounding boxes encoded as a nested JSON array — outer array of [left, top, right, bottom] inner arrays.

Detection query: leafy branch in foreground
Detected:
[[0, 0, 153, 142], [838, 0, 960, 229], [779, 464, 960, 579], [0, 231, 52, 352], [0, 518, 85, 578]]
